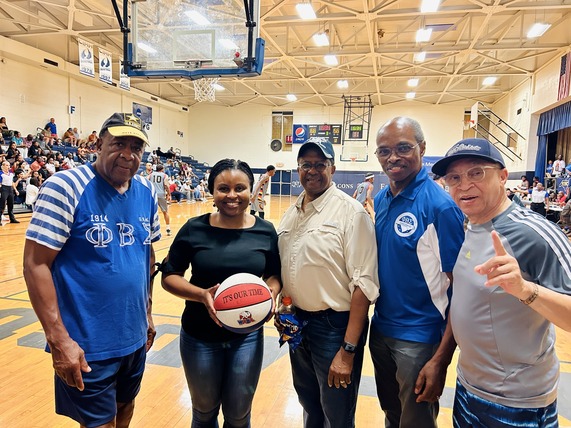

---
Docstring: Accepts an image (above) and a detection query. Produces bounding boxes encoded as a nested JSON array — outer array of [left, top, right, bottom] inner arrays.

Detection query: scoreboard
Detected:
[[293, 124, 342, 144], [349, 124, 363, 139]]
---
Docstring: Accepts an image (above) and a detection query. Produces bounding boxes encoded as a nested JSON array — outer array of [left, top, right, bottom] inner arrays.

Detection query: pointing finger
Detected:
[[491, 231, 507, 257]]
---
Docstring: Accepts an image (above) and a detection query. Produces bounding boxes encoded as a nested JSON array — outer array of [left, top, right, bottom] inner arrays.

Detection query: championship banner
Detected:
[[120, 61, 130, 91], [78, 38, 94, 77], [99, 48, 113, 85]]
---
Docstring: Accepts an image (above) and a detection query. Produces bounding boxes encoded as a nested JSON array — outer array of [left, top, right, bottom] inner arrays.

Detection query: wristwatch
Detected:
[[341, 341, 357, 354]]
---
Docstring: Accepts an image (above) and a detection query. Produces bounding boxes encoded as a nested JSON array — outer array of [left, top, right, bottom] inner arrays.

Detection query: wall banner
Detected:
[[78, 38, 95, 77]]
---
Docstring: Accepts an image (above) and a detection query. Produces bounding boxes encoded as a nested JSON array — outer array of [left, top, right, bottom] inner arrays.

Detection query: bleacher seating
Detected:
[[142, 152, 209, 182], [51, 145, 79, 157]]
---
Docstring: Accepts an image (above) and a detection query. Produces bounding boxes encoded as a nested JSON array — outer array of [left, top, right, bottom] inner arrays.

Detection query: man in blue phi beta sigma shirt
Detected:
[[432, 138, 571, 427], [370, 117, 465, 428], [24, 113, 161, 428]]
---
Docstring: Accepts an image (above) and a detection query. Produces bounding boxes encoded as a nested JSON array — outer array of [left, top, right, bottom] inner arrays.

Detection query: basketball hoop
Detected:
[[194, 77, 220, 102], [350, 154, 357, 163]]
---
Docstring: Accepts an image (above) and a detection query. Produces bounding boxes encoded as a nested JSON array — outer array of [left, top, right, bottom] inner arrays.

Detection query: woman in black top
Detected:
[[162, 158, 281, 428], [5, 142, 19, 164]]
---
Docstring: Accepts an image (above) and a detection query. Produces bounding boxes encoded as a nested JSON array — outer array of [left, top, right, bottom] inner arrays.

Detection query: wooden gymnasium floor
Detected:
[[1, 195, 570, 427]]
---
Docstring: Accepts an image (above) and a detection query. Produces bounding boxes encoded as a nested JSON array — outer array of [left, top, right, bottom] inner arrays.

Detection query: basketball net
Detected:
[[194, 77, 220, 102], [463, 120, 475, 130]]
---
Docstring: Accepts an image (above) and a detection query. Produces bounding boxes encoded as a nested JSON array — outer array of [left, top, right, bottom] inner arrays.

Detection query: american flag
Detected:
[[557, 53, 571, 100]]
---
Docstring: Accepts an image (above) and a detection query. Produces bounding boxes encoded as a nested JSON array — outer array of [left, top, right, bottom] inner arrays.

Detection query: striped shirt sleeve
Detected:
[[25, 166, 94, 251]]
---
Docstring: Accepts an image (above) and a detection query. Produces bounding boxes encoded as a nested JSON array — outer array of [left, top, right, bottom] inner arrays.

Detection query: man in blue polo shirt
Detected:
[[370, 117, 465, 428]]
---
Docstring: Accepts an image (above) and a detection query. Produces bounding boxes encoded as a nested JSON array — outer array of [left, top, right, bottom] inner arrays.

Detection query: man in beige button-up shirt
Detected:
[[277, 138, 379, 428]]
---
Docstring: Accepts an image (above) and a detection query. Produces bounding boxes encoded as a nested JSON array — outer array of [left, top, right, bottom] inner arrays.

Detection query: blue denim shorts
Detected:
[[55, 346, 146, 428]]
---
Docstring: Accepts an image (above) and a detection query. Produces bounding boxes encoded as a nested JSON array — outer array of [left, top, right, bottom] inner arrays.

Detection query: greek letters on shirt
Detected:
[[85, 214, 152, 248]]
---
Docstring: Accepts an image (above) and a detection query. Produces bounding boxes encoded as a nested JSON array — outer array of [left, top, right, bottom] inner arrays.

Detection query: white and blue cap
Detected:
[[298, 137, 335, 162], [432, 138, 506, 176]]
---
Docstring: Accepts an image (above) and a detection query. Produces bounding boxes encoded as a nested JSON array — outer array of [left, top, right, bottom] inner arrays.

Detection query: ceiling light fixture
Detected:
[[296, 3, 316, 20], [185, 11, 211, 26], [408, 78, 419, 87], [337, 80, 349, 89], [406, 92, 416, 99], [324, 55, 338, 66], [313, 32, 329, 46], [482, 76, 497, 86], [527, 23, 551, 38], [414, 51, 426, 62], [416, 28, 432, 42], [287, 93, 297, 101], [420, 0, 440, 13], [137, 42, 157, 54]]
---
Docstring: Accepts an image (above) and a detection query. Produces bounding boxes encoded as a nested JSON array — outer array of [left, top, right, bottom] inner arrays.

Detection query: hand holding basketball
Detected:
[[202, 284, 222, 327], [213, 273, 273, 334]]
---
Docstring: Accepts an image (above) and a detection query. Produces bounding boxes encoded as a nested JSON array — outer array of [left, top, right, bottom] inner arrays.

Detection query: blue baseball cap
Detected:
[[298, 137, 335, 162], [432, 138, 505, 176]]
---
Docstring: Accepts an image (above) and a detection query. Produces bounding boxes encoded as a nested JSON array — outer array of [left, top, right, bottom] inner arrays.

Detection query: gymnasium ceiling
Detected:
[[1, 0, 571, 108]]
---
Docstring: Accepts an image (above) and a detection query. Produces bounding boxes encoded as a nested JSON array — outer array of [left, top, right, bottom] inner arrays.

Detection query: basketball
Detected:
[[213, 273, 273, 334]]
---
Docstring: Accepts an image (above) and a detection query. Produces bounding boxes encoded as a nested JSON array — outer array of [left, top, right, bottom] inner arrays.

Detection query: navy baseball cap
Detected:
[[432, 138, 505, 176], [100, 113, 149, 146], [298, 137, 335, 162]]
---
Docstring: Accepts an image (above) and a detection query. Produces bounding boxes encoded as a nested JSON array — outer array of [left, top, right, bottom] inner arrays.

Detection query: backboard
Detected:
[[124, 0, 264, 80]]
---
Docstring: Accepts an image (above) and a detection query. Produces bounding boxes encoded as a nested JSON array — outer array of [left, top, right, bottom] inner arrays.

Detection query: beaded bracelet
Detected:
[[520, 283, 539, 305]]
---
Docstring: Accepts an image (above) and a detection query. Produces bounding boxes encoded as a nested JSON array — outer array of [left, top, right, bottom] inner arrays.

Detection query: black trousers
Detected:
[[530, 202, 546, 217], [0, 185, 16, 220]]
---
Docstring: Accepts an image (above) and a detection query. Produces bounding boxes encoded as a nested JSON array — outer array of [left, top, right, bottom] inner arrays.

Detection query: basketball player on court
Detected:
[[149, 163, 172, 236], [353, 172, 375, 219], [250, 164, 276, 219], [140, 162, 153, 178], [23, 112, 160, 428]]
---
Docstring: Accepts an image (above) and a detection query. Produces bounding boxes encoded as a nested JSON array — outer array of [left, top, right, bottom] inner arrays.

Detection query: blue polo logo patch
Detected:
[[394, 212, 417, 237]]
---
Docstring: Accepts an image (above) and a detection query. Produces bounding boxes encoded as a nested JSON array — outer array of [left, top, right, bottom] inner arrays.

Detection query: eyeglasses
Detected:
[[443, 166, 501, 188], [375, 142, 421, 158], [298, 162, 330, 172]]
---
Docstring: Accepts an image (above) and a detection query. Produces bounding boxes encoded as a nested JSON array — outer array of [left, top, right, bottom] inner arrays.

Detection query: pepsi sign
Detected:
[[293, 125, 309, 143]]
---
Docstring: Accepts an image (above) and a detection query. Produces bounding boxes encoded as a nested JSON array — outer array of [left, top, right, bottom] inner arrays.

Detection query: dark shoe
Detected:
[[10, 219, 20, 224]]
